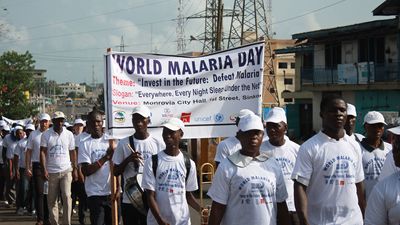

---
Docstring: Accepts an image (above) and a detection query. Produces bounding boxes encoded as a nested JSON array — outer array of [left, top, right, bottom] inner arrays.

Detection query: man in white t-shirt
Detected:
[[344, 103, 364, 142], [14, 124, 34, 215], [208, 114, 290, 225], [261, 107, 300, 225], [79, 109, 115, 225], [0, 121, 10, 204], [214, 109, 254, 168], [112, 105, 164, 225], [40, 111, 77, 225], [365, 125, 400, 225], [25, 113, 51, 225], [291, 95, 365, 225], [359, 111, 392, 200], [142, 118, 201, 225]]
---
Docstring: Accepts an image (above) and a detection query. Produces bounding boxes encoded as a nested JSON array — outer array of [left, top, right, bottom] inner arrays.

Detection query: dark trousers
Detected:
[[16, 168, 29, 209], [87, 195, 112, 225], [72, 181, 87, 224], [32, 162, 49, 222], [289, 212, 300, 225], [121, 203, 147, 225], [0, 163, 5, 201], [4, 160, 15, 204]]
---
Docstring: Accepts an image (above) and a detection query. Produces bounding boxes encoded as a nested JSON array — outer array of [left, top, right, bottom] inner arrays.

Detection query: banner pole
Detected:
[[109, 139, 118, 225]]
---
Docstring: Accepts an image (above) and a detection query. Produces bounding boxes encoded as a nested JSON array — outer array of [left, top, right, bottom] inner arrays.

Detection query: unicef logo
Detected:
[[214, 113, 224, 123]]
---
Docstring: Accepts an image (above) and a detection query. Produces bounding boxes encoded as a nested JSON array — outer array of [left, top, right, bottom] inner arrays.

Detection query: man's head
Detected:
[[320, 95, 347, 134], [14, 125, 25, 140], [87, 110, 104, 138], [131, 105, 151, 134], [162, 118, 184, 149], [39, 113, 51, 131], [0, 120, 9, 137], [265, 107, 287, 144], [73, 118, 85, 135], [52, 111, 66, 132], [363, 111, 386, 141], [388, 126, 400, 167], [25, 124, 35, 137], [237, 114, 264, 155], [235, 109, 255, 126], [344, 103, 357, 136]]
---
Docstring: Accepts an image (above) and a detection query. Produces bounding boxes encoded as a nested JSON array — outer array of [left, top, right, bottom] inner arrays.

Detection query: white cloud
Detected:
[[0, 19, 30, 47], [305, 13, 321, 31]]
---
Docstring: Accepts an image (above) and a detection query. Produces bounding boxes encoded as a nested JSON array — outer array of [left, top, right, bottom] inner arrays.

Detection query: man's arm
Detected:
[[207, 200, 226, 225], [113, 151, 142, 176], [146, 189, 169, 225], [277, 202, 290, 225], [39, 146, 48, 180], [81, 148, 113, 177], [13, 154, 19, 180], [69, 149, 78, 181], [186, 192, 201, 212], [355, 181, 365, 217], [294, 181, 309, 225], [25, 148, 33, 177]]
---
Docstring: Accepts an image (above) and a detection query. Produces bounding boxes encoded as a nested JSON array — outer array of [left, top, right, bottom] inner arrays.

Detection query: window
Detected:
[[325, 42, 342, 69], [284, 98, 293, 103], [284, 78, 293, 85], [278, 62, 288, 69], [290, 62, 295, 69]]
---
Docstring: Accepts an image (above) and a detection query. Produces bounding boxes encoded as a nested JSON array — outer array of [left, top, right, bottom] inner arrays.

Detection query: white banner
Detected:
[[104, 42, 264, 139]]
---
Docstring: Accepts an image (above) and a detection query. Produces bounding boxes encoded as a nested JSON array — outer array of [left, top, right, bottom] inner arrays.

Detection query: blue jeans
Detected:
[[16, 168, 29, 209]]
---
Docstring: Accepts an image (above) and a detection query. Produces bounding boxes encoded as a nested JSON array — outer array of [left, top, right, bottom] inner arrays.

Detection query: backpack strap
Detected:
[[152, 154, 158, 179], [129, 135, 139, 172]]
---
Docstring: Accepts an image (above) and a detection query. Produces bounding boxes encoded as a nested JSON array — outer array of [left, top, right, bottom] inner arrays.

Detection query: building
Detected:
[[59, 82, 86, 96], [276, 0, 400, 141]]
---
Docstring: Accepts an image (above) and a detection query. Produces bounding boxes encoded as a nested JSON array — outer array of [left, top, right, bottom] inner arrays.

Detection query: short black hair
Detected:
[[320, 94, 346, 112], [87, 107, 104, 122]]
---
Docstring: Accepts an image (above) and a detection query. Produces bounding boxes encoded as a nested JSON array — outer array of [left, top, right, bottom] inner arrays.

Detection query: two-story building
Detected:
[[276, 0, 400, 141]]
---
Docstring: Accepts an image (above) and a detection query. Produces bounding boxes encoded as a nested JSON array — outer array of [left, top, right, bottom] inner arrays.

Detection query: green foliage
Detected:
[[0, 51, 38, 119]]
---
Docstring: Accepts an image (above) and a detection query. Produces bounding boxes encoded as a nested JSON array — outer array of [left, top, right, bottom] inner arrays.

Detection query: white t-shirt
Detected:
[[40, 127, 75, 173], [27, 129, 45, 163], [142, 151, 198, 225], [260, 139, 299, 212], [291, 131, 364, 225], [3, 134, 19, 160], [75, 132, 90, 148], [14, 138, 28, 169], [112, 134, 164, 204], [365, 171, 400, 225], [360, 139, 392, 199], [214, 136, 241, 163], [379, 150, 400, 181], [78, 135, 111, 197], [207, 153, 287, 225]]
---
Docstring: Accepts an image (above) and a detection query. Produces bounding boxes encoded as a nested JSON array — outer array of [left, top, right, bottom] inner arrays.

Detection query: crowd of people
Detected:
[[0, 94, 399, 225]]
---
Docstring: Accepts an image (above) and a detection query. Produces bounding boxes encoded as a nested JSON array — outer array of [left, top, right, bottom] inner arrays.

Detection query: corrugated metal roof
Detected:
[[373, 0, 400, 15]]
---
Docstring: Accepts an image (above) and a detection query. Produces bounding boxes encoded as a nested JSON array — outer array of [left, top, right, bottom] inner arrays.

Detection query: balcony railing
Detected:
[[301, 62, 400, 85]]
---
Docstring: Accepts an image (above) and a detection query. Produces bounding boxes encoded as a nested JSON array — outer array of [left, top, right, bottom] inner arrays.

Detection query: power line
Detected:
[[272, 0, 348, 25]]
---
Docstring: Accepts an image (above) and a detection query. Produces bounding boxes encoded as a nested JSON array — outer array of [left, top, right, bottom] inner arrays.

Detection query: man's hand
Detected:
[[43, 169, 49, 180], [25, 169, 33, 178], [15, 170, 20, 180], [127, 152, 143, 165], [72, 167, 78, 182], [105, 147, 114, 160]]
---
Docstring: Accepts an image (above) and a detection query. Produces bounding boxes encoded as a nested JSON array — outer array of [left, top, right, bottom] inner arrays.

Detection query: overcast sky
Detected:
[[0, 0, 389, 84]]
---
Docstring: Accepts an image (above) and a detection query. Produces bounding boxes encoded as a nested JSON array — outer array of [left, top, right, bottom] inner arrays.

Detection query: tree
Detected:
[[0, 51, 38, 119], [97, 88, 105, 111]]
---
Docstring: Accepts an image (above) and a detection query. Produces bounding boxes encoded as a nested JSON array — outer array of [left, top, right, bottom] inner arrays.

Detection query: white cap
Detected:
[[64, 122, 72, 127], [265, 107, 287, 124], [162, 118, 184, 131], [39, 113, 51, 121], [388, 126, 400, 135], [238, 109, 255, 119], [52, 111, 66, 119], [364, 111, 387, 125], [132, 105, 151, 118], [25, 124, 35, 131], [238, 114, 264, 132], [0, 120, 6, 127], [74, 118, 85, 126], [347, 103, 357, 117], [2, 125, 10, 131], [14, 125, 23, 131]]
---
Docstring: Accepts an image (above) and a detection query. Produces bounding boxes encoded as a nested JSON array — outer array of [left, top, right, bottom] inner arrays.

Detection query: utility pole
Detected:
[[177, 0, 186, 53]]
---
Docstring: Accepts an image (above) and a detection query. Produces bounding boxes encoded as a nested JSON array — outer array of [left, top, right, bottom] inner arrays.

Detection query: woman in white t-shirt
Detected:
[[365, 126, 400, 225]]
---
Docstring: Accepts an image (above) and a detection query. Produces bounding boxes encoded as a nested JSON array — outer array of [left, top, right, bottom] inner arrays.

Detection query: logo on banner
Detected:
[[181, 112, 192, 123], [162, 108, 174, 118], [229, 114, 238, 122], [113, 111, 126, 123], [214, 113, 224, 123], [194, 115, 212, 122]]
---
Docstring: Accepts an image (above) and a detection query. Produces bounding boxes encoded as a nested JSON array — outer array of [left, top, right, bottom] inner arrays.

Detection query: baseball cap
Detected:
[[238, 109, 255, 119], [265, 107, 287, 124], [64, 122, 72, 127], [0, 120, 6, 127], [74, 118, 85, 126], [39, 113, 51, 121], [364, 111, 387, 125], [52, 111, 66, 119], [388, 126, 400, 135], [238, 114, 264, 132], [132, 105, 151, 117], [162, 118, 184, 131], [14, 125, 23, 131], [1, 125, 10, 131], [347, 103, 357, 117], [25, 124, 35, 131]]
